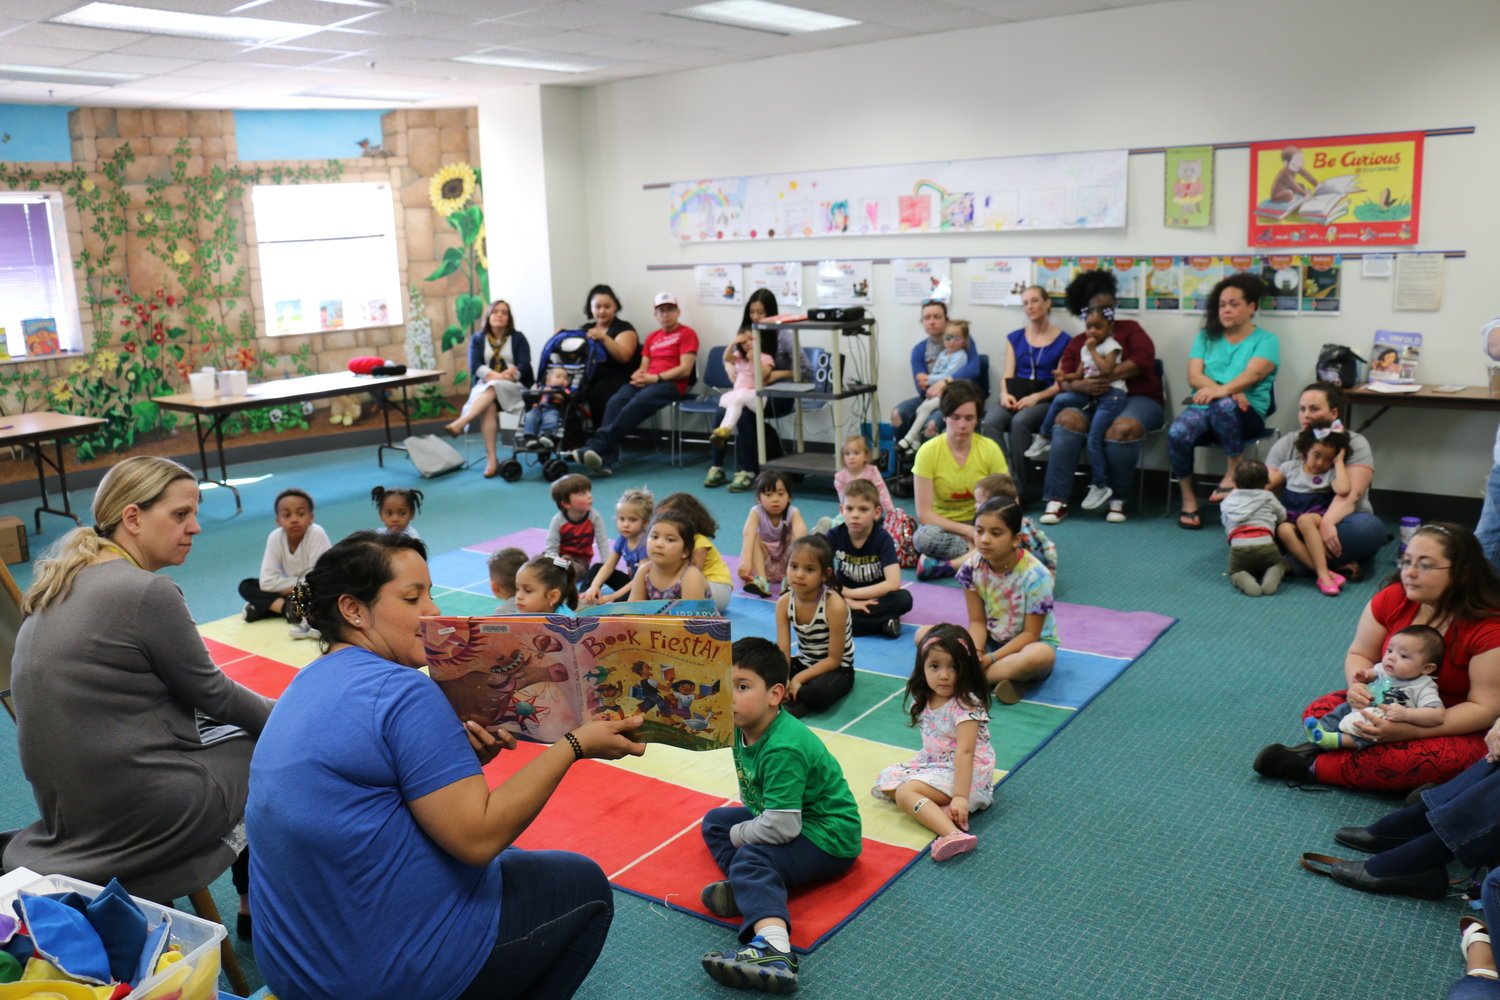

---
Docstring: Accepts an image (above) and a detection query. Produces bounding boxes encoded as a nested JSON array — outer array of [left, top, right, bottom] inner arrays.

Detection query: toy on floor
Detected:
[[328, 395, 363, 426]]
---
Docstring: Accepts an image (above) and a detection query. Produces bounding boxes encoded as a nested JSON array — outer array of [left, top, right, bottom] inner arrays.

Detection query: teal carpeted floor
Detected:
[[0, 440, 1467, 999]]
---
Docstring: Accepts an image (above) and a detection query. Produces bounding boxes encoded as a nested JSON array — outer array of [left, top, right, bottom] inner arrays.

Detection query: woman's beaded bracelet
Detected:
[[563, 732, 584, 761]]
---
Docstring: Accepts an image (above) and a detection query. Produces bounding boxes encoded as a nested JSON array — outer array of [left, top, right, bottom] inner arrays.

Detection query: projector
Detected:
[[807, 307, 866, 322]]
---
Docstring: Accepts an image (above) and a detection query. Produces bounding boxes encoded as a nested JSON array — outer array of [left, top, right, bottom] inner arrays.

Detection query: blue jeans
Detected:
[[701, 806, 855, 943], [1450, 866, 1500, 998], [1167, 398, 1265, 477], [456, 849, 613, 1000], [1042, 395, 1165, 505], [583, 381, 683, 466], [523, 404, 562, 439], [1480, 462, 1500, 573]]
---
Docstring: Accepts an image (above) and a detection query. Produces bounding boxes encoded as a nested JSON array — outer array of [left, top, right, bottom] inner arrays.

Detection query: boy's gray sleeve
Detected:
[[592, 509, 609, 558], [730, 809, 803, 847], [544, 513, 562, 555]]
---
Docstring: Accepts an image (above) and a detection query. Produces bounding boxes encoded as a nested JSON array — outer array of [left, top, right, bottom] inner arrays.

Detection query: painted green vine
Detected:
[[0, 139, 343, 461]]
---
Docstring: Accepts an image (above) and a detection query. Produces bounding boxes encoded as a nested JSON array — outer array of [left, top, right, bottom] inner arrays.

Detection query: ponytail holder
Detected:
[[551, 556, 571, 570], [1311, 419, 1344, 440], [1098, 305, 1115, 320], [92, 524, 107, 537]]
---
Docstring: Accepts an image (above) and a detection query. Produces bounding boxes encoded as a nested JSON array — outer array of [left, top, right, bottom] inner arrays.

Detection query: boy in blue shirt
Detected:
[[699, 637, 862, 994]]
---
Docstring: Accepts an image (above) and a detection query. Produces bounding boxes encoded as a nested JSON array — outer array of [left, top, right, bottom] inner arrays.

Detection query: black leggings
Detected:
[[786, 664, 854, 716], [849, 589, 914, 635], [238, 579, 287, 618]]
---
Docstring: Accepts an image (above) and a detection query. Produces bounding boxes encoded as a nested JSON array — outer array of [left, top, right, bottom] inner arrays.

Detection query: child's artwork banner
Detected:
[[669, 149, 1128, 243], [1248, 131, 1422, 247]]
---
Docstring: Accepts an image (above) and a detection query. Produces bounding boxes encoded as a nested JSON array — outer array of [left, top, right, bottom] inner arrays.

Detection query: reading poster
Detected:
[[1248, 132, 1422, 247]]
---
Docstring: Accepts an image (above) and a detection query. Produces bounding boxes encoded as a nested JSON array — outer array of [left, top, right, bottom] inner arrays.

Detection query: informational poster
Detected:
[[815, 260, 873, 306], [1260, 255, 1302, 313], [747, 261, 803, 308], [966, 257, 1030, 307], [1144, 257, 1181, 312], [694, 264, 743, 305], [1164, 146, 1213, 228], [1032, 257, 1074, 308], [668, 149, 1130, 243], [1248, 131, 1423, 247], [1393, 253, 1444, 311], [1300, 254, 1343, 314], [892, 258, 952, 303], [1105, 257, 1145, 312], [1180, 256, 1224, 313], [1222, 254, 1259, 281]]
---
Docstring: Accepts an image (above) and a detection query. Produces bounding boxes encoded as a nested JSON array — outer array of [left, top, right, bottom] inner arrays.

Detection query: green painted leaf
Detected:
[[168, 344, 185, 361], [425, 245, 464, 281], [453, 206, 481, 245], [440, 324, 465, 352], [455, 293, 484, 332]]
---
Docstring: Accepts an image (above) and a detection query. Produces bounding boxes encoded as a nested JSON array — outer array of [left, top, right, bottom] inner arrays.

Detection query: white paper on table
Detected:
[[1363, 381, 1422, 393], [1394, 254, 1444, 311]]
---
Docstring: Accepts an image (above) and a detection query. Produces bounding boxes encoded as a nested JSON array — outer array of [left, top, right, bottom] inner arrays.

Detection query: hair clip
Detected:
[[1096, 305, 1115, 320], [1311, 419, 1344, 440], [551, 556, 571, 570]]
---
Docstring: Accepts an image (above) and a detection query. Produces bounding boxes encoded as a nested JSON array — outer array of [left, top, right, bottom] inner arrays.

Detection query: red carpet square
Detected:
[[219, 655, 300, 700]]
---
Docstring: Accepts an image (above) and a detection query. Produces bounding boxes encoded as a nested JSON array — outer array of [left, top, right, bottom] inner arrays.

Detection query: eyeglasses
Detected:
[[1397, 558, 1452, 574]]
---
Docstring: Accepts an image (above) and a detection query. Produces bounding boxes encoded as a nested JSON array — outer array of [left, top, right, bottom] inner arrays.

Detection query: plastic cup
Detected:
[[188, 372, 215, 401]]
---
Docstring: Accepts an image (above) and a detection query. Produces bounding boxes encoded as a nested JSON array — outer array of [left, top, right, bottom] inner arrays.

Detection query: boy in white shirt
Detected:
[[240, 488, 331, 635]]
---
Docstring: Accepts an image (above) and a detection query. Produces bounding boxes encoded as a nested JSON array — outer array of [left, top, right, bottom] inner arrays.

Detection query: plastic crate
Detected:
[[0, 871, 225, 1000]]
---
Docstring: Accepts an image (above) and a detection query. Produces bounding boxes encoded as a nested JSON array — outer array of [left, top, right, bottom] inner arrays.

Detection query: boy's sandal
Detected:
[[1177, 509, 1202, 530]]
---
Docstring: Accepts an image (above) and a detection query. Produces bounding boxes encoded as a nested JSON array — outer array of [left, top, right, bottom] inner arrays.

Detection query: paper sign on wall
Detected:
[[1032, 257, 1074, 308], [815, 260, 873, 306], [694, 264, 744, 306], [747, 262, 802, 308], [891, 258, 951, 304], [1144, 258, 1181, 312], [1105, 258, 1145, 312], [966, 258, 1030, 307], [1248, 131, 1422, 247], [1165, 146, 1213, 228]]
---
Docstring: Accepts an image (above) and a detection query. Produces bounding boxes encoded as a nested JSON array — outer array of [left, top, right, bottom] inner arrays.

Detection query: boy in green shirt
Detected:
[[700, 637, 863, 994]]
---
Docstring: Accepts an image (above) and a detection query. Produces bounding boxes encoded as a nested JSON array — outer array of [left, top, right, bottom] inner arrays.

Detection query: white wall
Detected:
[[570, 0, 1500, 498]]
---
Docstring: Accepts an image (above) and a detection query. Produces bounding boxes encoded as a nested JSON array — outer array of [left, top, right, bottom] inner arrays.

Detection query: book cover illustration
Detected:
[[1369, 331, 1421, 383], [21, 318, 59, 356], [422, 614, 733, 751]]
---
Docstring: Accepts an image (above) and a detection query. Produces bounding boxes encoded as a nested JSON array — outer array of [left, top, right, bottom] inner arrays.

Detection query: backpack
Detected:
[[1316, 344, 1365, 388], [404, 434, 465, 478]]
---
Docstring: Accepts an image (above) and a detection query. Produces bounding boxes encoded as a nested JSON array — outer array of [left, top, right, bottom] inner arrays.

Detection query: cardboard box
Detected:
[[0, 516, 28, 565]]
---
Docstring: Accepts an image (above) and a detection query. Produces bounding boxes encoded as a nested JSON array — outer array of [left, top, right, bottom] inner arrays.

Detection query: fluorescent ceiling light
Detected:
[[53, 2, 320, 44], [670, 1, 859, 34], [455, 49, 618, 74], [297, 86, 442, 103], [0, 63, 143, 86]]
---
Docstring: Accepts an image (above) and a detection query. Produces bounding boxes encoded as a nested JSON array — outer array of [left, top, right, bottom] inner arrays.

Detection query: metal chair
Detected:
[[671, 345, 731, 465]]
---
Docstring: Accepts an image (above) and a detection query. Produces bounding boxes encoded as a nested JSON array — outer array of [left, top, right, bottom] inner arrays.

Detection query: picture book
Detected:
[[1255, 174, 1361, 223], [21, 318, 59, 356], [421, 614, 733, 751], [581, 599, 716, 618], [1369, 330, 1421, 383]]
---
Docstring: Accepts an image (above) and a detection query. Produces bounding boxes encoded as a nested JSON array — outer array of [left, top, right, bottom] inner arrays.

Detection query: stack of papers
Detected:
[[1363, 381, 1422, 394]]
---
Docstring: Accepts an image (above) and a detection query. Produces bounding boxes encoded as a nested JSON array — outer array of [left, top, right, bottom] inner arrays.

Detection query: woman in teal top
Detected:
[[1168, 273, 1280, 529]]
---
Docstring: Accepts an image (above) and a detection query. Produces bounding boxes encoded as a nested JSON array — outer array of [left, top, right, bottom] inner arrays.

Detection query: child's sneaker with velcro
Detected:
[[701, 936, 799, 994]]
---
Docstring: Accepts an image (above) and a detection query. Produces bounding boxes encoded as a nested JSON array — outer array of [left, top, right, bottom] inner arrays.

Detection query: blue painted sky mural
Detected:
[[0, 106, 75, 163], [234, 109, 391, 161]]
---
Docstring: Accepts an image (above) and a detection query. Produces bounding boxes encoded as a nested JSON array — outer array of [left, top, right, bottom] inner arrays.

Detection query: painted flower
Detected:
[[93, 350, 120, 374], [142, 211, 154, 223], [68, 360, 89, 376], [429, 162, 476, 216], [268, 407, 284, 424], [49, 380, 71, 403], [236, 347, 257, 370], [123, 342, 137, 354], [173, 249, 190, 266], [80, 179, 95, 193], [476, 222, 488, 271]]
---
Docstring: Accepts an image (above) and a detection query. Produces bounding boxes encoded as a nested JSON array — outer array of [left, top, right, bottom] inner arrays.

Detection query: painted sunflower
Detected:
[[476, 222, 488, 271], [429, 162, 476, 216]]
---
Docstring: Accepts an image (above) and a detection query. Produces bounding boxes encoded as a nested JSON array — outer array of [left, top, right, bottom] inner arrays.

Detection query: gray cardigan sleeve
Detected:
[[138, 574, 274, 734]]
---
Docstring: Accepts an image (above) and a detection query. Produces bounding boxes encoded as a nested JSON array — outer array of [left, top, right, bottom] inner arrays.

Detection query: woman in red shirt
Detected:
[[1256, 522, 1500, 792]]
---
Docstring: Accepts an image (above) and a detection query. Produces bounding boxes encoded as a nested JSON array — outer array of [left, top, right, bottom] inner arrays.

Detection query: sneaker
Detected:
[[896, 437, 917, 456], [1023, 436, 1050, 460], [581, 449, 603, 471], [743, 575, 771, 598], [916, 555, 955, 581], [1252, 742, 1318, 781], [992, 678, 1022, 705], [519, 435, 537, 450], [700, 880, 740, 918], [536, 434, 555, 450], [710, 426, 733, 444], [701, 936, 799, 994], [1038, 501, 1067, 525], [704, 466, 727, 488], [1080, 484, 1112, 511], [560, 449, 580, 463], [594, 465, 614, 478], [882, 617, 902, 639], [727, 471, 756, 493], [930, 831, 978, 862], [1105, 500, 1127, 523], [288, 618, 319, 641], [242, 602, 265, 623]]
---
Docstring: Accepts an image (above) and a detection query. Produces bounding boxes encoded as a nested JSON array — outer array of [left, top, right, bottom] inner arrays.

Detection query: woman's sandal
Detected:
[[1178, 509, 1202, 530], [1207, 480, 1234, 504], [482, 463, 499, 479], [1461, 916, 1498, 979]]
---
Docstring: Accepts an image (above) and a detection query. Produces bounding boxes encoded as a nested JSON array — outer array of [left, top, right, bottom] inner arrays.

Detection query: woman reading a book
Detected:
[[247, 530, 646, 1000]]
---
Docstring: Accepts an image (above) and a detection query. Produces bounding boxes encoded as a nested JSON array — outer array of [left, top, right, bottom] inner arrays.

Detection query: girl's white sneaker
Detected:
[[1105, 500, 1127, 523], [1081, 484, 1112, 510]]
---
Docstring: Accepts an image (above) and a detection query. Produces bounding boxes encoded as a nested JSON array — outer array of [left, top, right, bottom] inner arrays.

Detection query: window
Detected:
[[252, 182, 403, 337], [0, 192, 82, 358]]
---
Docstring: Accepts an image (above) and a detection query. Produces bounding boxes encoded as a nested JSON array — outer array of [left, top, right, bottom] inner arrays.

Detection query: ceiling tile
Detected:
[[524, 30, 634, 54], [594, 38, 730, 64], [602, 15, 771, 45], [0, 44, 99, 67], [493, 2, 642, 31], [817, 0, 967, 19], [226, 0, 378, 27], [971, 0, 1108, 18], [359, 35, 477, 59], [158, 60, 268, 79], [112, 73, 230, 93], [886, 8, 1010, 31], [2, 1, 83, 18], [259, 31, 375, 53], [386, 0, 539, 15], [0, 80, 111, 102], [110, 35, 254, 58], [341, 7, 472, 37], [125, 0, 242, 11], [591, 0, 697, 10], [228, 45, 339, 65], [4, 23, 150, 52], [429, 20, 560, 46], [67, 52, 201, 74]]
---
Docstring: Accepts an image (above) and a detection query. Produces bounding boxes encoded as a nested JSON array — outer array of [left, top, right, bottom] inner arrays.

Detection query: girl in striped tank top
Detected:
[[776, 534, 856, 717]]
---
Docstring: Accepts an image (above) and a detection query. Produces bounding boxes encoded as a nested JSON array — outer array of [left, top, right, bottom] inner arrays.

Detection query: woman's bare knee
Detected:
[[1106, 417, 1144, 442], [1054, 408, 1089, 434]]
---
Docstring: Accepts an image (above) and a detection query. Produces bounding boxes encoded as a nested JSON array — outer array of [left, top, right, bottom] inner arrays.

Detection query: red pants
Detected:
[[1304, 689, 1487, 793]]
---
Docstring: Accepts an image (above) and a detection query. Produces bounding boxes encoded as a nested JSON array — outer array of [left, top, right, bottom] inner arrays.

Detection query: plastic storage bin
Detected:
[[0, 871, 225, 1000]]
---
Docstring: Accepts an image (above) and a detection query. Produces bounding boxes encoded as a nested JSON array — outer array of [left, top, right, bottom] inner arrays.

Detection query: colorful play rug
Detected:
[[202, 529, 1174, 952]]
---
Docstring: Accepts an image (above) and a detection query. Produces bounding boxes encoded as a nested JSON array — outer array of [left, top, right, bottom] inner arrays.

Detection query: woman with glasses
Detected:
[[1255, 522, 1500, 792]]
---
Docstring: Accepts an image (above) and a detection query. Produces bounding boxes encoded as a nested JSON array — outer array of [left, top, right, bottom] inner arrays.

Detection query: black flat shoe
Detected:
[[236, 912, 252, 941], [1253, 743, 1318, 781], [1327, 859, 1447, 899], [1334, 826, 1412, 853]]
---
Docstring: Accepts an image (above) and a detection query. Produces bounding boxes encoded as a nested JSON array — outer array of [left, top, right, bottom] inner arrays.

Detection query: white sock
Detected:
[[758, 925, 791, 953]]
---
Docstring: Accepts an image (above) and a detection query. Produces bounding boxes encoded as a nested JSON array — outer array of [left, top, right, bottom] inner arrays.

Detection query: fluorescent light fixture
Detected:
[[53, 2, 320, 44], [670, 1, 859, 34], [0, 63, 143, 86], [296, 86, 442, 103], [455, 49, 619, 74]]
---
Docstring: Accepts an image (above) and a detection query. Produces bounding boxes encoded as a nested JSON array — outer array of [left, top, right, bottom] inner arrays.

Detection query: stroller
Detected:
[[497, 330, 598, 482]]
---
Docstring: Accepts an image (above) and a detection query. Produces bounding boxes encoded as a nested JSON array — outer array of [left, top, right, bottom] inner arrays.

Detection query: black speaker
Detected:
[[807, 306, 865, 322]]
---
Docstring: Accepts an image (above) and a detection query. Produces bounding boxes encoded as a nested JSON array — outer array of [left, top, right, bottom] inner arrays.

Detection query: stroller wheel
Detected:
[[543, 459, 568, 482], [500, 460, 524, 482]]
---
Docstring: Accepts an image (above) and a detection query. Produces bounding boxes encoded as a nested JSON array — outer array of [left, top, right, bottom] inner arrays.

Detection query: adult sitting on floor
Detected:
[[1167, 273, 1280, 530], [1265, 382, 1387, 576], [912, 379, 1009, 580], [1034, 270, 1164, 525], [247, 530, 645, 1000], [1255, 522, 1500, 793], [4, 456, 273, 921], [575, 292, 698, 477]]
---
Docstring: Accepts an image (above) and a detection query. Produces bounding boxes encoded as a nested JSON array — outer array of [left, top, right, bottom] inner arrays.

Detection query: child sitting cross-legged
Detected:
[[823, 478, 913, 639], [1219, 460, 1288, 597], [698, 637, 862, 995], [1304, 624, 1446, 750], [738, 471, 807, 598], [240, 487, 331, 636], [546, 473, 609, 582], [776, 535, 856, 718], [581, 487, 653, 605], [487, 546, 527, 613]]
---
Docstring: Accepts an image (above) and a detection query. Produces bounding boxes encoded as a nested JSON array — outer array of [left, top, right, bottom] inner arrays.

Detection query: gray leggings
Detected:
[[913, 523, 972, 560]]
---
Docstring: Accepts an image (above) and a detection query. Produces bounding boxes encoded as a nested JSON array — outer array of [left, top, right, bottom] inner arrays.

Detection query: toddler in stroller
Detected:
[[520, 365, 572, 450], [497, 331, 593, 482]]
